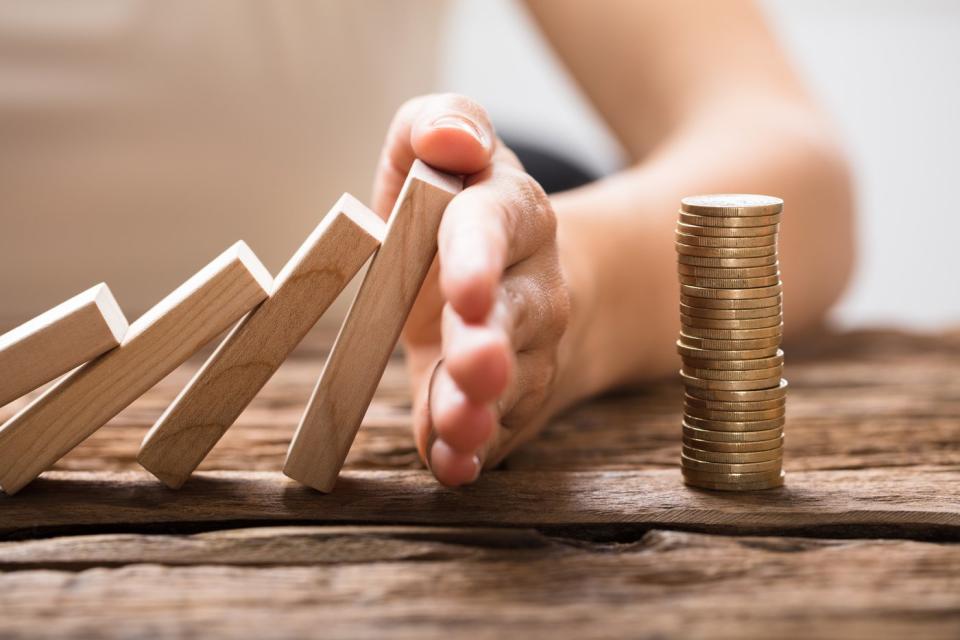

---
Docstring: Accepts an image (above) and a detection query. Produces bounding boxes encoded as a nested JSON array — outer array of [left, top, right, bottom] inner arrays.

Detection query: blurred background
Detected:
[[443, 0, 960, 329], [1, 0, 957, 329]]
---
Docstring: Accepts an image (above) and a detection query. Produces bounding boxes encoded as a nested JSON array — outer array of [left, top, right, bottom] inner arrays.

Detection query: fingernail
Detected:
[[430, 115, 489, 148], [469, 455, 482, 483]]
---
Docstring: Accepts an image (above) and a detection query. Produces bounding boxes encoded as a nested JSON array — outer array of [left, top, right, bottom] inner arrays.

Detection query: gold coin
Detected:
[[677, 264, 779, 278], [682, 469, 785, 491], [679, 333, 782, 351], [681, 365, 782, 381], [676, 221, 779, 238], [675, 243, 776, 258], [680, 194, 783, 217], [682, 375, 784, 392], [676, 341, 781, 361], [678, 254, 778, 268], [681, 351, 784, 370], [682, 374, 784, 393], [679, 274, 781, 289], [680, 294, 781, 310], [684, 393, 786, 412], [681, 323, 783, 340], [681, 283, 782, 300], [683, 435, 783, 453], [683, 423, 783, 442], [679, 303, 781, 320], [682, 445, 782, 464], [684, 405, 785, 422], [681, 453, 782, 474], [682, 435, 783, 453], [681, 466, 784, 484], [681, 314, 783, 330], [675, 231, 777, 248], [683, 414, 785, 431], [685, 379, 789, 402], [679, 212, 781, 228]]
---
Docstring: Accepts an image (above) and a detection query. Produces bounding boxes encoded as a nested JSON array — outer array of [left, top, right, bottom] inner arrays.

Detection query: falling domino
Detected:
[[0, 241, 272, 495], [0, 284, 128, 408], [137, 194, 386, 489], [283, 160, 462, 492]]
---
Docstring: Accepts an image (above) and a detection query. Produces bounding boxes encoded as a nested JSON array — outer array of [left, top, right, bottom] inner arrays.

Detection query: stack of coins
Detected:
[[676, 194, 786, 491]]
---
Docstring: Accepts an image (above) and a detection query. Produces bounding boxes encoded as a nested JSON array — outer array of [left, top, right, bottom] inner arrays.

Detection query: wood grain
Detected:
[[1, 467, 957, 539], [0, 528, 957, 640], [138, 195, 384, 489], [284, 160, 461, 491], [0, 242, 272, 495], [0, 283, 127, 407], [0, 329, 957, 639], [10, 327, 953, 477], [0, 525, 547, 569]]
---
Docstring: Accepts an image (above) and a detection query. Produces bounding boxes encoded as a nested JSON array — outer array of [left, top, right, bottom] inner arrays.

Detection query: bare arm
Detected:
[[526, 0, 855, 400], [374, 0, 853, 486]]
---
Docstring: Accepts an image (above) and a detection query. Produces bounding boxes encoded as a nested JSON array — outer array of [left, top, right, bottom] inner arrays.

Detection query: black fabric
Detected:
[[503, 139, 597, 194]]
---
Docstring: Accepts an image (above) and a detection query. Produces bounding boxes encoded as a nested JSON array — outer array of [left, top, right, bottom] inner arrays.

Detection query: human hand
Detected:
[[372, 94, 570, 487]]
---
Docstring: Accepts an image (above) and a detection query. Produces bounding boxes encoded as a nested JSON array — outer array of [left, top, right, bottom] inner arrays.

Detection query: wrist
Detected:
[[547, 201, 605, 413]]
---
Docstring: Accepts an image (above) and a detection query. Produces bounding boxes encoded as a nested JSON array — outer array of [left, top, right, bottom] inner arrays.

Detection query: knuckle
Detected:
[[502, 353, 557, 428], [543, 275, 571, 343], [550, 275, 572, 336], [498, 167, 556, 238]]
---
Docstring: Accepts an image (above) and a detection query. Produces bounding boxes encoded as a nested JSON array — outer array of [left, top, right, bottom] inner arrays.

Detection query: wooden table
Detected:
[[1, 328, 958, 639]]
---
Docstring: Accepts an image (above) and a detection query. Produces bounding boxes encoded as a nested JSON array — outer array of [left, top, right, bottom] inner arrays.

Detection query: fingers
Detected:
[[419, 256, 569, 488], [372, 94, 497, 217], [429, 440, 481, 487], [429, 364, 496, 453], [438, 165, 557, 323], [425, 347, 560, 488], [442, 252, 567, 403], [410, 359, 486, 489]]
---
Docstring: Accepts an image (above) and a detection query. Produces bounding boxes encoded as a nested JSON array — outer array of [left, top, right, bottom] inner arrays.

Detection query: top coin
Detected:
[[681, 194, 784, 217]]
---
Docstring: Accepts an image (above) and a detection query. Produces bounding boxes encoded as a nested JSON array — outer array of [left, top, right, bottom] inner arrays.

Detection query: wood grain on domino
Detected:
[[138, 195, 385, 489], [284, 160, 461, 492], [0, 284, 128, 407], [0, 242, 271, 495]]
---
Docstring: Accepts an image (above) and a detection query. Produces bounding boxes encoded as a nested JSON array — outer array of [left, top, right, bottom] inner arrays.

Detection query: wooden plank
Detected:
[[2, 327, 949, 476], [0, 529, 957, 639], [284, 160, 461, 492], [1, 468, 957, 538], [0, 526, 549, 569], [0, 243, 272, 495], [0, 283, 127, 407], [138, 195, 384, 489]]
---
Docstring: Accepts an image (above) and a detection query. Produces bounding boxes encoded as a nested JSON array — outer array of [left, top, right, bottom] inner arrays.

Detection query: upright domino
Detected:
[[284, 160, 461, 491], [0, 284, 128, 407], [138, 195, 386, 489], [0, 241, 272, 495]]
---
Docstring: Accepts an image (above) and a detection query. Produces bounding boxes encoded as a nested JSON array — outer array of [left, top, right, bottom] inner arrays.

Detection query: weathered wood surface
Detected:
[[1, 467, 958, 540], [0, 329, 953, 476], [0, 528, 957, 640], [0, 328, 958, 638]]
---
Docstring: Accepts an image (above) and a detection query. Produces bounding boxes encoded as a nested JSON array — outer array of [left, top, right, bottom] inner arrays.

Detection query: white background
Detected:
[[440, 0, 960, 329]]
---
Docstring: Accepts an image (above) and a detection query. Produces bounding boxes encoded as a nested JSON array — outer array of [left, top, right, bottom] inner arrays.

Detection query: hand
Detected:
[[372, 94, 571, 487]]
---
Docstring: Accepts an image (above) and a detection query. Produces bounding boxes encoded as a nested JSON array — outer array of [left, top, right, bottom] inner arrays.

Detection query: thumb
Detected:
[[372, 93, 495, 217]]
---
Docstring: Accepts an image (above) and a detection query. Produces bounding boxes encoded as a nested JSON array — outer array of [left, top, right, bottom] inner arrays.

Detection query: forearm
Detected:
[[549, 103, 854, 407]]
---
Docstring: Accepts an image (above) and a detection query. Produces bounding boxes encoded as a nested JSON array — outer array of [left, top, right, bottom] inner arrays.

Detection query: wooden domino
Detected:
[[138, 194, 385, 489], [0, 241, 272, 495], [0, 283, 128, 407], [283, 160, 461, 492]]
